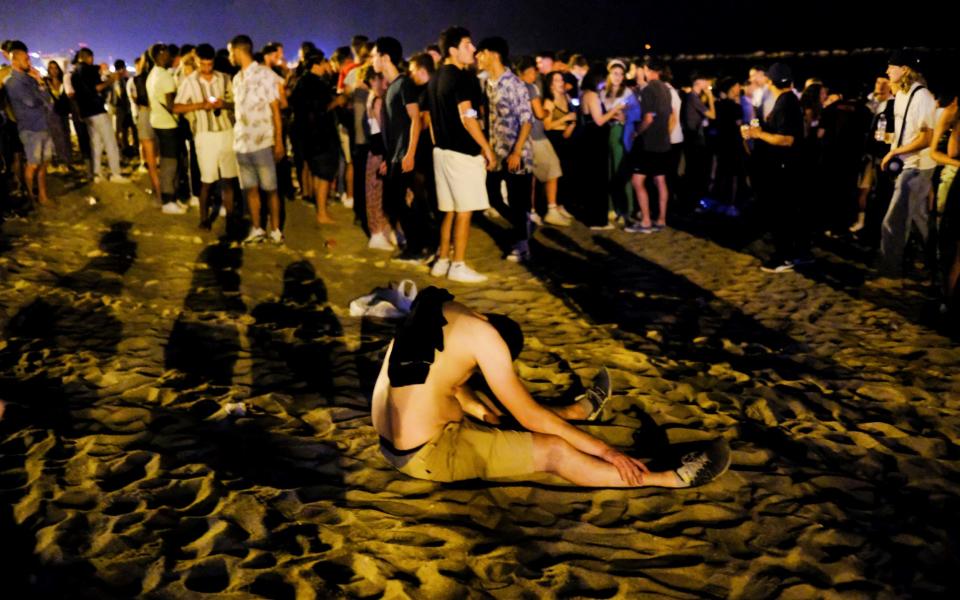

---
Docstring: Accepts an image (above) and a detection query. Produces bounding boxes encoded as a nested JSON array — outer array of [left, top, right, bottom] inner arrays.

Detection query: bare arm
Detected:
[[753, 130, 795, 147], [474, 324, 612, 458], [402, 102, 421, 173], [930, 105, 960, 167], [458, 99, 495, 168], [271, 99, 283, 161], [703, 88, 717, 120], [530, 96, 546, 120], [585, 91, 620, 126]]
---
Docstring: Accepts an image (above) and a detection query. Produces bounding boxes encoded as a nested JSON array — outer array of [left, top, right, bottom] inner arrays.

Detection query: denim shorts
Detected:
[[236, 146, 278, 191], [19, 129, 54, 166]]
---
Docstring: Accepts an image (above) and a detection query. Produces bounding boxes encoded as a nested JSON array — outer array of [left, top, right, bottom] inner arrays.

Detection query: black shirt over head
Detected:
[[74, 63, 107, 118], [639, 79, 672, 153], [383, 74, 419, 168], [426, 64, 482, 156]]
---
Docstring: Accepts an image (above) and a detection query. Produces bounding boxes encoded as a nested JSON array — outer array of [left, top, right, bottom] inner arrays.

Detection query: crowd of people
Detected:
[[1, 32, 958, 322]]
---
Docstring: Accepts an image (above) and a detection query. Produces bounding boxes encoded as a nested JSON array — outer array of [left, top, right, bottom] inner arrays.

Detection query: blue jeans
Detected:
[[84, 113, 121, 177], [880, 168, 934, 276]]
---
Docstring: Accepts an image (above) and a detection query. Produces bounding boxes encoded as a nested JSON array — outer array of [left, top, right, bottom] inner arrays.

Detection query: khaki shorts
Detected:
[[195, 130, 239, 184], [531, 137, 562, 182], [433, 147, 490, 213], [381, 419, 535, 482]]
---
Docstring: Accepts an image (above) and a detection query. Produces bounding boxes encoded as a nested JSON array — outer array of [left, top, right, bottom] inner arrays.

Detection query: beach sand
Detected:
[[1, 175, 959, 598]]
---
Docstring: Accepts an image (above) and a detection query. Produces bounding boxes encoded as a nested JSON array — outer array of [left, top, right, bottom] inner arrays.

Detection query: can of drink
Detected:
[[750, 118, 760, 128]]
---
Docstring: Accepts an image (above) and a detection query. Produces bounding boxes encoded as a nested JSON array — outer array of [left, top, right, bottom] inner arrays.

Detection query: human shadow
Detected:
[[249, 261, 346, 400], [164, 239, 244, 389]]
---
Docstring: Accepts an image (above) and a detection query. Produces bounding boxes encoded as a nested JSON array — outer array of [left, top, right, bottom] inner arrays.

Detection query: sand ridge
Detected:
[[1, 175, 959, 598]]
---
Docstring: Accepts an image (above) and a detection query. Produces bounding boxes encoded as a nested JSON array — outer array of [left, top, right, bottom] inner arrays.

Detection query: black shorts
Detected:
[[630, 148, 672, 176], [307, 152, 339, 182]]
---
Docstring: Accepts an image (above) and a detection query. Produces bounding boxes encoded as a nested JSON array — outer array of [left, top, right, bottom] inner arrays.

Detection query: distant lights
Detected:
[[644, 43, 652, 50]]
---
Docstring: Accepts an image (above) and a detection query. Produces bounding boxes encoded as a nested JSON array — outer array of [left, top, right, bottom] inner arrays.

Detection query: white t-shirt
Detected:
[[146, 66, 178, 129], [893, 82, 937, 170], [667, 83, 683, 144], [232, 62, 282, 154]]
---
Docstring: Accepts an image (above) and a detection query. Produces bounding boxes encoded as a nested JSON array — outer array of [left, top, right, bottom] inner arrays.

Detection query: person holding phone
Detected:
[[173, 43, 238, 230]]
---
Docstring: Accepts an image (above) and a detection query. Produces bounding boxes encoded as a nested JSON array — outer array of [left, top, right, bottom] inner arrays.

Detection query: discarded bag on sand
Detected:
[[348, 279, 418, 319]]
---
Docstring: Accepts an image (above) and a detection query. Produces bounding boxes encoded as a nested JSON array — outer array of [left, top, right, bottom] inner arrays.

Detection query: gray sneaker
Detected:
[[675, 439, 731, 487]]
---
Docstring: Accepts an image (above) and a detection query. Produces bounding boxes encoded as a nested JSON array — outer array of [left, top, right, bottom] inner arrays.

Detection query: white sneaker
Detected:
[[243, 226, 266, 244], [219, 206, 226, 217], [161, 202, 187, 215], [110, 174, 131, 184], [188, 196, 200, 208], [368, 232, 395, 251], [387, 230, 399, 248], [447, 262, 487, 283], [544, 207, 572, 226], [558, 205, 574, 220], [268, 229, 284, 244], [92, 174, 105, 184], [528, 211, 543, 226], [430, 257, 451, 278], [342, 195, 354, 209], [136, 164, 148, 174]]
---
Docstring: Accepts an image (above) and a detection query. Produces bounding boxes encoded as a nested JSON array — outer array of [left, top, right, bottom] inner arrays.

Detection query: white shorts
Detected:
[[433, 147, 490, 213], [531, 137, 562, 182], [195, 130, 239, 184]]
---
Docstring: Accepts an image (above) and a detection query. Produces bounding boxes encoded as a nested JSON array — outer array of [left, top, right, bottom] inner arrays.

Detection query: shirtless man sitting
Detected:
[[372, 287, 728, 487]]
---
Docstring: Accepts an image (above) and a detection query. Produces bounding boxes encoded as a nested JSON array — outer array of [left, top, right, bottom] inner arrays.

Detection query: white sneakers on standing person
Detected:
[[368, 232, 395, 251], [447, 261, 487, 283]]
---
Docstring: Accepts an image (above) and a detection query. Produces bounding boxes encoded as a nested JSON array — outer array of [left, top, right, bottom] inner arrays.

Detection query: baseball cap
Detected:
[[768, 62, 793, 88]]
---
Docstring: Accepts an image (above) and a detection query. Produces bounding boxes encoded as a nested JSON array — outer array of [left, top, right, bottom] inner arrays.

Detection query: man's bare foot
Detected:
[[316, 214, 335, 225]]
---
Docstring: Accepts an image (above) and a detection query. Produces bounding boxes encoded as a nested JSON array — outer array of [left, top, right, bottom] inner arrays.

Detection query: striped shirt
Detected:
[[174, 70, 234, 135]]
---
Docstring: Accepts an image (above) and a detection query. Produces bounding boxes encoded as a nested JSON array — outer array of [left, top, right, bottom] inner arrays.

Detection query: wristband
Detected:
[[462, 108, 478, 119]]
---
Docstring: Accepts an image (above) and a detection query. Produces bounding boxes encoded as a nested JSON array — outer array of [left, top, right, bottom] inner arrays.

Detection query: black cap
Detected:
[[888, 48, 922, 71], [643, 56, 665, 72], [768, 62, 793, 88]]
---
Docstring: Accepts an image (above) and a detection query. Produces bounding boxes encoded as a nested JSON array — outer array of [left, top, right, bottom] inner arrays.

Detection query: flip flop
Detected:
[[582, 367, 612, 421], [675, 438, 731, 488]]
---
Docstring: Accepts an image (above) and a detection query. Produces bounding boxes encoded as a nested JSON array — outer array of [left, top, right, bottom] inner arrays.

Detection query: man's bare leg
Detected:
[[655, 175, 669, 227], [268, 190, 281, 232], [438, 211, 455, 259], [314, 176, 334, 224], [632, 173, 651, 227], [246, 187, 262, 229], [23, 163, 37, 204], [533, 433, 683, 488], [452, 211, 473, 262]]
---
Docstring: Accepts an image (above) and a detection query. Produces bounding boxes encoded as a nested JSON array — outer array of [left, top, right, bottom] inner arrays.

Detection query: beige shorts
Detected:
[[531, 137, 562, 182], [433, 147, 490, 213], [380, 419, 535, 482], [858, 160, 875, 190], [338, 124, 352, 164], [195, 130, 239, 183]]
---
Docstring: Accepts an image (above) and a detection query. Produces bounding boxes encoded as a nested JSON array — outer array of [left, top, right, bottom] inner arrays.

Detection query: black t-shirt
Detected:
[[383, 74, 419, 167], [639, 80, 672, 153], [426, 64, 482, 155], [74, 63, 107, 118], [715, 98, 743, 146], [290, 72, 338, 157], [758, 91, 803, 167]]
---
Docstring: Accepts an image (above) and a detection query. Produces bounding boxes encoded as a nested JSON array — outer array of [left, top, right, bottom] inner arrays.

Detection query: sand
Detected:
[[1, 173, 959, 599]]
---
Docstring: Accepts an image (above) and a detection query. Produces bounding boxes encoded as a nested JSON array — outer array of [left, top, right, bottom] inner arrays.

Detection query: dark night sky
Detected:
[[1, 0, 952, 64]]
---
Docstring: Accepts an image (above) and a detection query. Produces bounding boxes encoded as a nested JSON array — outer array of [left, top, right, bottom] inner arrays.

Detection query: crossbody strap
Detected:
[[897, 85, 926, 147]]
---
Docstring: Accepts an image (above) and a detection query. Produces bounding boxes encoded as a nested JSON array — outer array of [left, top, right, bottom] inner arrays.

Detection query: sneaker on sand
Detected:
[[577, 367, 612, 421], [92, 175, 105, 184], [589, 223, 616, 231], [760, 259, 794, 273], [624, 223, 656, 234], [675, 439, 731, 487], [544, 206, 572, 226], [368, 232, 395, 251], [558, 205, 574, 220], [161, 202, 187, 215], [188, 196, 200, 208], [219, 206, 227, 217], [447, 261, 488, 283], [268, 229, 284, 244], [528, 211, 543, 226], [430, 257, 451, 278], [110, 174, 131, 184], [243, 226, 266, 244], [393, 248, 434, 265], [342, 195, 354, 209]]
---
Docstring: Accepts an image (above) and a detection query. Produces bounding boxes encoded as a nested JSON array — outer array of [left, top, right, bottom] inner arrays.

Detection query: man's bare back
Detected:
[[372, 302, 491, 450]]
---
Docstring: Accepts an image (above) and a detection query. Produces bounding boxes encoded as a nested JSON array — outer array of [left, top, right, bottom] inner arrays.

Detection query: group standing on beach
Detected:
[[3, 33, 958, 307]]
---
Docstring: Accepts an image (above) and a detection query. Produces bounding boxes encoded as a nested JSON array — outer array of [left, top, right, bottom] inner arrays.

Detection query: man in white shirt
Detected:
[[229, 34, 284, 244], [879, 50, 937, 277], [173, 43, 237, 230], [146, 44, 185, 214]]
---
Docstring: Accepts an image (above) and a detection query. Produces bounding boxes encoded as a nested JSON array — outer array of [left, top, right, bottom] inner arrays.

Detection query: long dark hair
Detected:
[[543, 70, 566, 102]]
